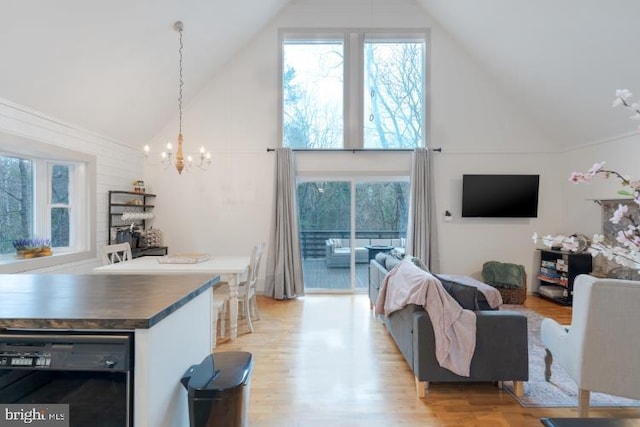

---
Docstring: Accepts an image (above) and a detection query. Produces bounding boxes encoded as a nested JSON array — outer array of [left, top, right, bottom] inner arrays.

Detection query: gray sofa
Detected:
[[369, 252, 529, 397]]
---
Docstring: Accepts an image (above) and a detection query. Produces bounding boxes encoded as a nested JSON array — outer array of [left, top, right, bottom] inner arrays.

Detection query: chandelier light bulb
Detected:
[[166, 142, 173, 152], [143, 145, 150, 156]]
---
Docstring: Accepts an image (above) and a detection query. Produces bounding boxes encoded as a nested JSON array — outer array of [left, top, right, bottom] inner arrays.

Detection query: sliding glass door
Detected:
[[297, 178, 409, 292]]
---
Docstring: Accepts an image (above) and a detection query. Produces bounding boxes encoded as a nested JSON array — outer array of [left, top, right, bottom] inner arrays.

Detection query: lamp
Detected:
[[143, 21, 211, 174]]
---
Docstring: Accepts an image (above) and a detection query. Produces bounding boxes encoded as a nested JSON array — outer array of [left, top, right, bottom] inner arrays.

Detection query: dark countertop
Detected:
[[0, 274, 219, 330]]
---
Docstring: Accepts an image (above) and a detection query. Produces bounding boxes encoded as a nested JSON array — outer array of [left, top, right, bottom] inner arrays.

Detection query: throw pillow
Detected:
[[435, 275, 479, 311], [375, 252, 388, 265], [385, 255, 402, 271], [333, 238, 343, 248]]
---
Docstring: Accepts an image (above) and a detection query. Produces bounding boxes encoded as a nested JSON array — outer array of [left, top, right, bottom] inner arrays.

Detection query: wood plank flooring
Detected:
[[216, 294, 640, 426]]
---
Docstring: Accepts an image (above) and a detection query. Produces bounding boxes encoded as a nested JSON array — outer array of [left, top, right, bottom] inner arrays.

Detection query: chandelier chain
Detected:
[[177, 23, 183, 135]]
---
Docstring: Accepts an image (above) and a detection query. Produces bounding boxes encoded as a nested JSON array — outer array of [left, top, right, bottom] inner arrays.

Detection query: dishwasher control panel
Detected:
[[0, 352, 51, 368], [0, 332, 132, 372]]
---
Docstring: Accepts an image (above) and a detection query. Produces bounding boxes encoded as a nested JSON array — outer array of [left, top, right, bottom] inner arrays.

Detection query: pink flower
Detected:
[[610, 204, 629, 224], [588, 161, 606, 174], [568, 172, 591, 183]]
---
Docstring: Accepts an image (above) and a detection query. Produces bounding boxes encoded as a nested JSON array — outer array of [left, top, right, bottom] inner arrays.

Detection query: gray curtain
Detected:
[[264, 148, 305, 300], [408, 147, 439, 271]]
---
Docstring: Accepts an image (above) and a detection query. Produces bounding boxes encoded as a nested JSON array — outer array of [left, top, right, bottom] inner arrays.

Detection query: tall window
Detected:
[[281, 30, 427, 149]]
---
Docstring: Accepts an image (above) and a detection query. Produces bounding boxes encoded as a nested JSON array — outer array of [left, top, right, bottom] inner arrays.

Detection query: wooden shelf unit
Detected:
[[536, 249, 592, 306], [108, 191, 167, 258]]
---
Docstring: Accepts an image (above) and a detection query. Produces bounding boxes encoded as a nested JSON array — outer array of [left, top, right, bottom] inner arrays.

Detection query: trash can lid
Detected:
[[186, 351, 253, 398]]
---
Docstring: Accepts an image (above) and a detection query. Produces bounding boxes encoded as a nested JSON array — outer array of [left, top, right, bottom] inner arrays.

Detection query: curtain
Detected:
[[264, 148, 305, 300], [408, 147, 439, 271]]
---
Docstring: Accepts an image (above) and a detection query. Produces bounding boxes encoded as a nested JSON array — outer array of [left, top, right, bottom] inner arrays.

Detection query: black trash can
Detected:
[[181, 351, 253, 427]]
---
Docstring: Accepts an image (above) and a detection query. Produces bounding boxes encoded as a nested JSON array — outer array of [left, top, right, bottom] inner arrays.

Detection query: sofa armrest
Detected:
[[412, 309, 528, 382]]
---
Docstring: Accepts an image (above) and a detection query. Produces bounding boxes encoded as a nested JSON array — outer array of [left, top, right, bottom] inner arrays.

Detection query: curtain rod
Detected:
[[266, 147, 441, 153]]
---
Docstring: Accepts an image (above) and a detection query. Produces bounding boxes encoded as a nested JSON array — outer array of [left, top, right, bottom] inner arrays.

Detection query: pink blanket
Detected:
[[375, 260, 476, 377]]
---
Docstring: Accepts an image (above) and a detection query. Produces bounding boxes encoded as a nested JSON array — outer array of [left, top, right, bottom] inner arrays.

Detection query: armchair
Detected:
[[541, 274, 640, 417]]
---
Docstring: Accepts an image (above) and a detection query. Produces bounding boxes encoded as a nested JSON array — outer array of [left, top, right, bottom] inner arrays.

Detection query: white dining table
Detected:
[[93, 255, 249, 340]]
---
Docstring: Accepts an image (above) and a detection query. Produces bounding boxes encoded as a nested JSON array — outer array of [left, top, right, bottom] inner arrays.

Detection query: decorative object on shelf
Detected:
[[145, 227, 164, 247], [533, 89, 640, 273], [13, 237, 52, 259], [143, 21, 211, 174], [121, 211, 155, 222], [132, 180, 145, 193]]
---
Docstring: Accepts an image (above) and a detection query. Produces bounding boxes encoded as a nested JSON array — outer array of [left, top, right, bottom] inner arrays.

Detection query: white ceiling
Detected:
[[1, 0, 639, 148], [418, 0, 640, 147], [1, 0, 290, 145]]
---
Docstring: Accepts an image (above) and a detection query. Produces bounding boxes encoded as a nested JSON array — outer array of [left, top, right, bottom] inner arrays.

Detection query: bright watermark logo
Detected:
[[0, 405, 68, 426]]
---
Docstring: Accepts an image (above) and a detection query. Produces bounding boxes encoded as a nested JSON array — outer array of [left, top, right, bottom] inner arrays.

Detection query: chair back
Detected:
[[102, 242, 133, 265], [244, 242, 265, 297], [570, 274, 640, 399]]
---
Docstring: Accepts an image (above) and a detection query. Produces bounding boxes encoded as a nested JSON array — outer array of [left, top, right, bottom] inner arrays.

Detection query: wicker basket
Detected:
[[482, 264, 527, 305], [496, 277, 527, 305]]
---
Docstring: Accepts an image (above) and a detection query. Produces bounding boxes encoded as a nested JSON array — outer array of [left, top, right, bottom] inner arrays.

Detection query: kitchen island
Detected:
[[0, 273, 219, 427]]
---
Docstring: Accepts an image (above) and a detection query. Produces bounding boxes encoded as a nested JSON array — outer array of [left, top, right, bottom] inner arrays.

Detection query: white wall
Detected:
[[0, 98, 144, 273], [143, 0, 563, 291]]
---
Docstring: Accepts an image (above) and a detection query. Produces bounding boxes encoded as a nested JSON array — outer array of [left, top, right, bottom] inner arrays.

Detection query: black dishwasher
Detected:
[[0, 331, 133, 427]]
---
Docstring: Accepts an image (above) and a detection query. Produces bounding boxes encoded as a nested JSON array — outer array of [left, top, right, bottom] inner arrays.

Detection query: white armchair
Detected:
[[541, 274, 640, 417]]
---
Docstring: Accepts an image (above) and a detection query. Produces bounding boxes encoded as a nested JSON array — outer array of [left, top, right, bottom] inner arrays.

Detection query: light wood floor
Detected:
[[216, 295, 640, 426]]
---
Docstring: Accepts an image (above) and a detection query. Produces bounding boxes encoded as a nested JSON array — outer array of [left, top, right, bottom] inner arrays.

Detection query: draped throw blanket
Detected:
[[375, 260, 476, 377]]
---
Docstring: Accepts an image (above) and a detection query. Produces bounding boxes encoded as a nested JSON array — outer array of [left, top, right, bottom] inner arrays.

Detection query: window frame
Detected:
[[279, 28, 430, 150], [0, 132, 96, 273]]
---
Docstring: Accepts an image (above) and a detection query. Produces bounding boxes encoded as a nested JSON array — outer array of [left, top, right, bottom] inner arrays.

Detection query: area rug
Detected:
[[500, 304, 640, 408]]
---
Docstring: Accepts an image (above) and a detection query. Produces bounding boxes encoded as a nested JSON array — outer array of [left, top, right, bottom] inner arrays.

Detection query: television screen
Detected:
[[461, 174, 540, 218]]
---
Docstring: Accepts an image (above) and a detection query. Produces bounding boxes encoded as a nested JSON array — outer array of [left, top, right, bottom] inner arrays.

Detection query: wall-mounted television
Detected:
[[461, 174, 540, 218]]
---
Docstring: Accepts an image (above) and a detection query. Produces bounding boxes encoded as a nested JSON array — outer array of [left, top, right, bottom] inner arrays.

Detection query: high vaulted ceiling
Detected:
[[1, 0, 639, 148]]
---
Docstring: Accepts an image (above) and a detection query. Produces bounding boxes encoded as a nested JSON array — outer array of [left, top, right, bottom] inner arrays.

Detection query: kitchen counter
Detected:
[[0, 273, 218, 330], [0, 273, 219, 427]]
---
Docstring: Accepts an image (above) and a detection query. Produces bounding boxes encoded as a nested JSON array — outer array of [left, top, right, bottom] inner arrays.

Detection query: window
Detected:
[[281, 30, 427, 150], [0, 132, 96, 271], [0, 158, 83, 254]]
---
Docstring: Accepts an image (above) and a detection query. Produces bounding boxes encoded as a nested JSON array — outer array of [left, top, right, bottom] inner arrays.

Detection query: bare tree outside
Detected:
[[364, 41, 424, 148], [0, 156, 33, 254], [283, 43, 343, 149]]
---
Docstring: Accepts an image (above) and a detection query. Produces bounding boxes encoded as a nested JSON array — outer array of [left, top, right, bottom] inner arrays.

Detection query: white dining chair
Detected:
[[101, 242, 132, 265], [238, 242, 265, 333], [212, 283, 230, 349]]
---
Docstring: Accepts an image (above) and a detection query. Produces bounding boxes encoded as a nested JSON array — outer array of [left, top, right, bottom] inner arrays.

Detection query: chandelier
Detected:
[[143, 21, 211, 174]]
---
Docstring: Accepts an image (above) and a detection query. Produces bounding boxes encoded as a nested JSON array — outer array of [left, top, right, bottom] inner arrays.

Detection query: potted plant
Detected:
[[13, 238, 53, 259]]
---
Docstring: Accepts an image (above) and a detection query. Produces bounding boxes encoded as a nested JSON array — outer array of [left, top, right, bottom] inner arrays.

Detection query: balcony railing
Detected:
[[299, 229, 405, 259]]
